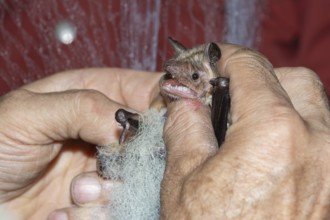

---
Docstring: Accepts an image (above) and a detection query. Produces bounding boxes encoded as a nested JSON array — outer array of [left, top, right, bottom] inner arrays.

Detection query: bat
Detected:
[[114, 37, 230, 146]]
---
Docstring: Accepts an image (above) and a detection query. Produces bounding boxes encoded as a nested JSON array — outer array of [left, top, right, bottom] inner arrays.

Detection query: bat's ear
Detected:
[[168, 37, 186, 54], [204, 42, 221, 67]]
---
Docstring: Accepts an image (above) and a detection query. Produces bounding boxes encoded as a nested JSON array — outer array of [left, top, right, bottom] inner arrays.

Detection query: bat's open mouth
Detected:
[[160, 73, 197, 99]]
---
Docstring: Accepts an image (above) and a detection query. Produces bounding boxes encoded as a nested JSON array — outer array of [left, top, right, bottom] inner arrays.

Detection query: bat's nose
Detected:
[[163, 72, 174, 80]]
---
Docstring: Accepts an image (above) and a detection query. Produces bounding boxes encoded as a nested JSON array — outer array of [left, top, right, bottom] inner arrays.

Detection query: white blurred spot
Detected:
[[55, 20, 77, 45]]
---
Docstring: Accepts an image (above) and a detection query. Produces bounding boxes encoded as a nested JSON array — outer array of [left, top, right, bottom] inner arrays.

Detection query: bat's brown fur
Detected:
[[159, 37, 221, 105]]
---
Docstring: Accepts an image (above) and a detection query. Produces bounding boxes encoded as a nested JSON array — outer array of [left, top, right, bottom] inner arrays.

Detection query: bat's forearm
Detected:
[[210, 77, 230, 146]]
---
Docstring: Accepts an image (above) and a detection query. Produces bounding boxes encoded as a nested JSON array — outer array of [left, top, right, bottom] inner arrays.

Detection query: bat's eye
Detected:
[[192, 72, 199, 80]]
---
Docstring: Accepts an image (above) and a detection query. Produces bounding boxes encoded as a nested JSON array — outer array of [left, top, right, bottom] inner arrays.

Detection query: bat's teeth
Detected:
[[166, 84, 188, 92], [177, 85, 189, 92], [161, 79, 197, 99]]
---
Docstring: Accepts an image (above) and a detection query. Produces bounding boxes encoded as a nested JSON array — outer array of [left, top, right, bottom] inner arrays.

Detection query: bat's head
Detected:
[[160, 37, 221, 104]]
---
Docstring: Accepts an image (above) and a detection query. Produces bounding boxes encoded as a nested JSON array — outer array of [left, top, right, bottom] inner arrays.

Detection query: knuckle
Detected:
[[294, 66, 318, 79], [230, 47, 273, 71], [265, 105, 306, 143], [0, 89, 33, 112], [293, 67, 324, 92], [295, 67, 328, 106], [224, 47, 276, 84], [1, 89, 30, 102], [276, 67, 329, 122], [75, 89, 108, 114]]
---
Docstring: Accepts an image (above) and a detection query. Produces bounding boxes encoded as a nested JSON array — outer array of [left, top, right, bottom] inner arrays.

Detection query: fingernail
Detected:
[[72, 176, 101, 204], [48, 211, 68, 220]]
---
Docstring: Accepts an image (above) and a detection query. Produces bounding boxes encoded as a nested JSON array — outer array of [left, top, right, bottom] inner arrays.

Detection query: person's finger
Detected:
[[22, 68, 163, 111], [216, 44, 293, 125], [47, 206, 108, 220], [161, 99, 218, 214], [71, 172, 120, 207], [49, 171, 120, 220], [0, 88, 129, 146], [275, 67, 330, 126], [164, 99, 218, 170]]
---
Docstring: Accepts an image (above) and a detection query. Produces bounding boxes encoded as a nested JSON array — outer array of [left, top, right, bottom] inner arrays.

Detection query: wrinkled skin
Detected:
[[161, 44, 330, 219], [0, 68, 162, 219], [2, 44, 330, 220], [51, 44, 330, 220], [53, 45, 330, 219]]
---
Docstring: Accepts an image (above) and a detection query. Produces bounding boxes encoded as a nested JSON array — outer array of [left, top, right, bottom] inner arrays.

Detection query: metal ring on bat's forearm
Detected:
[[210, 77, 230, 147]]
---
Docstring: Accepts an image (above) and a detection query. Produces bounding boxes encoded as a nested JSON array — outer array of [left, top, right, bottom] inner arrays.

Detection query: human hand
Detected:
[[0, 68, 162, 219], [161, 44, 330, 219]]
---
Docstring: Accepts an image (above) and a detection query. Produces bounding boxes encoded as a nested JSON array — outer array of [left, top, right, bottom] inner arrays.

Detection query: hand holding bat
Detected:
[[161, 44, 330, 219]]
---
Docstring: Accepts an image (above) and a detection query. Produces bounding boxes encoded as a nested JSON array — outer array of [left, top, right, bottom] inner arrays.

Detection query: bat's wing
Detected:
[[115, 109, 140, 144], [210, 77, 230, 147]]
